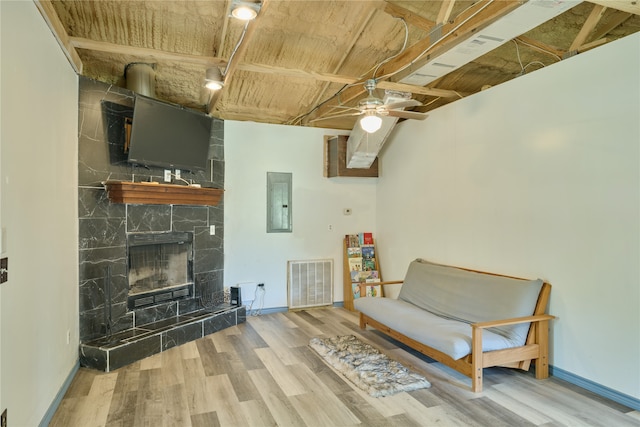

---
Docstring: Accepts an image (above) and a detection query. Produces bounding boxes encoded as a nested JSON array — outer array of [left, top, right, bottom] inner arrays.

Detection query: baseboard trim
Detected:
[[39, 360, 80, 427], [246, 306, 288, 315], [550, 365, 640, 411], [248, 303, 344, 315]]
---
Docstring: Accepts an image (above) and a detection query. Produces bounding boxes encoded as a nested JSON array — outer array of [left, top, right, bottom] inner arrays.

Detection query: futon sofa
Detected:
[[354, 258, 554, 392]]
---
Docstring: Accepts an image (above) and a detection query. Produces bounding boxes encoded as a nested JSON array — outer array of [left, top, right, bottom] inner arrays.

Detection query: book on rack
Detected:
[[365, 284, 382, 297], [352, 283, 362, 299], [362, 258, 376, 271], [347, 247, 362, 258], [361, 232, 374, 245], [348, 257, 363, 271], [361, 245, 375, 259], [351, 270, 379, 283], [346, 234, 360, 248]]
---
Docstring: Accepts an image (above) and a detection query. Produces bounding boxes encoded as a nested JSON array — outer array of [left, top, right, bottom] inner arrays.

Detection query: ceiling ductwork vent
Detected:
[[125, 63, 156, 98], [400, 0, 582, 86]]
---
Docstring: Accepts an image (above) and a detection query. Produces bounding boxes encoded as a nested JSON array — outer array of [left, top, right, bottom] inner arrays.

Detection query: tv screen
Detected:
[[128, 95, 212, 171]]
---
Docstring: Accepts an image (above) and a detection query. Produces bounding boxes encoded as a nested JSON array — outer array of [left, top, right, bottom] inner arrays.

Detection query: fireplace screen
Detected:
[[127, 232, 193, 308]]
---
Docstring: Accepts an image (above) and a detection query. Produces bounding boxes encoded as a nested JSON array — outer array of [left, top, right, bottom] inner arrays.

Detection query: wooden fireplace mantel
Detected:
[[103, 181, 223, 206]]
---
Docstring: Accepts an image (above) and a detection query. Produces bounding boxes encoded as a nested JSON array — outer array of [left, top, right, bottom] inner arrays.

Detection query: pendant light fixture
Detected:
[[360, 111, 383, 133]]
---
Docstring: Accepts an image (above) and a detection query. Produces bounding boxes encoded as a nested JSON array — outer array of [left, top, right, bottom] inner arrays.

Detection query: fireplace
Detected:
[[127, 232, 193, 309]]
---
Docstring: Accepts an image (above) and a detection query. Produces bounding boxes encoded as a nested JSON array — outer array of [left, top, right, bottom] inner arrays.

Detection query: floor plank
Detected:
[[50, 307, 640, 427]]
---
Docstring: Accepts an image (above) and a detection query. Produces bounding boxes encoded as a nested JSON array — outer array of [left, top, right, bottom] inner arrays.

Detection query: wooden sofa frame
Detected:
[[359, 270, 554, 393]]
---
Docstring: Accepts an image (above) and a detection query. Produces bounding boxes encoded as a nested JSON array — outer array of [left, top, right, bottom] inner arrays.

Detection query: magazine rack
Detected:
[[343, 234, 385, 311]]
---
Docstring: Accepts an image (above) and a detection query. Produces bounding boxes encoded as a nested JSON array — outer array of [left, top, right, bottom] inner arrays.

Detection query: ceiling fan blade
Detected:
[[384, 99, 422, 110], [387, 110, 429, 120], [308, 111, 363, 123]]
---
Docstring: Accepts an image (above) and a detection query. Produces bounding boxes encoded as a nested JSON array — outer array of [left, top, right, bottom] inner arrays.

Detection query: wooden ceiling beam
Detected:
[[34, 0, 83, 73], [569, 4, 607, 51], [591, 11, 633, 40], [384, 0, 522, 81], [304, 7, 380, 125], [70, 37, 225, 67], [383, 2, 436, 32], [217, 0, 233, 57], [208, 0, 270, 115], [67, 37, 461, 99], [241, 63, 460, 97], [515, 36, 565, 60], [305, 0, 522, 124], [587, 0, 640, 15], [436, 0, 456, 25]]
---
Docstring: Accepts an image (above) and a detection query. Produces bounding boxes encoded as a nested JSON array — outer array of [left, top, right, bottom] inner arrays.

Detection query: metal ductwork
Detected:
[[125, 63, 156, 98]]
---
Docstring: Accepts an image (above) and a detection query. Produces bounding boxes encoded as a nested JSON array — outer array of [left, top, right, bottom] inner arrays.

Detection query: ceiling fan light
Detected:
[[360, 113, 383, 133], [205, 67, 224, 90], [230, 1, 261, 20]]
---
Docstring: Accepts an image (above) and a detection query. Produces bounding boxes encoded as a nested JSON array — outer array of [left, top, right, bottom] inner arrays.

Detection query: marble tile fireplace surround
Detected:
[[78, 77, 243, 372]]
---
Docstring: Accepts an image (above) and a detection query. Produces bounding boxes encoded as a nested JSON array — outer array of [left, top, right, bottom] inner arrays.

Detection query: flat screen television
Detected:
[[127, 95, 212, 171]]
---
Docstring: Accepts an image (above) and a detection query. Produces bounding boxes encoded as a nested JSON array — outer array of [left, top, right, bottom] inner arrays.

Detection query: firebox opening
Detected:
[[127, 232, 194, 309]]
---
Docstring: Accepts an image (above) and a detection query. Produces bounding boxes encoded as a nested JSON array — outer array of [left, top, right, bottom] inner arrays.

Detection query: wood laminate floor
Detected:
[[51, 307, 640, 426]]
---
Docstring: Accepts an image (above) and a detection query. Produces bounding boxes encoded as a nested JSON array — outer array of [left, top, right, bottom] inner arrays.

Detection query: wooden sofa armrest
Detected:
[[470, 313, 554, 392], [472, 314, 555, 329], [376, 280, 404, 286]]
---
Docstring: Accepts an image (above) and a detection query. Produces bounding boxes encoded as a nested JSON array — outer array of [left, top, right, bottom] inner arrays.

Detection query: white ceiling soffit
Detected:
[[400, 0, 583, 86]]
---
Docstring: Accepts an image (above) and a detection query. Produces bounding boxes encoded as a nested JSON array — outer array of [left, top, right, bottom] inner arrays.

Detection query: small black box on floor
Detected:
[[230, 286, 241, 306]]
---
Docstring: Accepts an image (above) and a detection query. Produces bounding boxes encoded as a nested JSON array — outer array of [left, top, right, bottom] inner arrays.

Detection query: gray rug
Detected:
[[309, 335, 431, 397]]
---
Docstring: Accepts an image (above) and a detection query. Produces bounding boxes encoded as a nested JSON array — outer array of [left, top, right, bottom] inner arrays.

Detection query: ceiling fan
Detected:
[[315, 79, 428, 133]]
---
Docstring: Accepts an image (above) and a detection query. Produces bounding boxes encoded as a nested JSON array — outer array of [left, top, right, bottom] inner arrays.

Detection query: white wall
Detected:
[[0, 2, 79, 425], [224, 122, 377, 309], [377, 34, 640, 400]]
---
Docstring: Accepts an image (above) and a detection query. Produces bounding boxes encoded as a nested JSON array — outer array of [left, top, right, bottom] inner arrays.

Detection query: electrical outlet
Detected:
[[328, 224, 333, 231], [209, 225, 215, 235], [164, 169, 171, 182], [175, 169, 181, 180]]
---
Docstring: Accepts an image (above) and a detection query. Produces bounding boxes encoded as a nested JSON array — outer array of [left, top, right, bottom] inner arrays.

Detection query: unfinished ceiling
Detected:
[[37, 0, 639, 131]]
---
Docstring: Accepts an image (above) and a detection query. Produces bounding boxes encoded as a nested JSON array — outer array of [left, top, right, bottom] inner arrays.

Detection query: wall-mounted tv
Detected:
[[127, 95, 212, 171]]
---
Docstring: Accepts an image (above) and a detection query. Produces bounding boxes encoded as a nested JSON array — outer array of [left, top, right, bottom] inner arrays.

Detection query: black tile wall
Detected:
[[78, 77, 225, 343]]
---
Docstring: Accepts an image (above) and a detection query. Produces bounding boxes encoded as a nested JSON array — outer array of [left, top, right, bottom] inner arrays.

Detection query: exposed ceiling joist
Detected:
[[208, 0, 271, 114], [437, 0, 457, 25], [306, 7, 381, 124], [515, 36, 564, 60], [34, 0, 82, 73], [70, 37, 224, 67], [570, 4, 607, 51], [588, 0, 640, 15], [591, 11, 633, 40], [306, 0, 522, 124], [384, 2, 436, 32], [67, 36, 460, 99], [35, 1, 639, 131]]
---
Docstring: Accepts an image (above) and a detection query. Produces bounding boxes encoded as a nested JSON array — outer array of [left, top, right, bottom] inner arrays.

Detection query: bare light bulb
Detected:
[[231, 5, 257, 20]]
